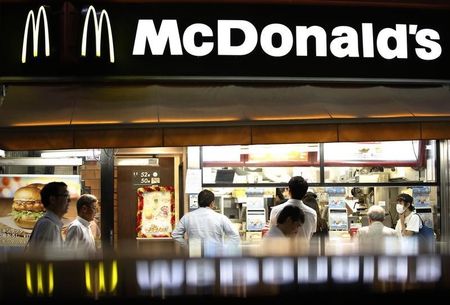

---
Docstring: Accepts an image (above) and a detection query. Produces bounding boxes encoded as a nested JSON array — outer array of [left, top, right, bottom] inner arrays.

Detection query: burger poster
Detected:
[[136, 186, 175, 238], [0, 174, 81, 246]]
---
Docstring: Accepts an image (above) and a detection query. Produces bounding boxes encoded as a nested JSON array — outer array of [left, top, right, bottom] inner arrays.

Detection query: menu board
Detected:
[[0, 174, 81, 198], [328, 198, 349, 231], [136, 185, 175, 238], [324, 141, 421, 162], [246, 209, 266, 231]]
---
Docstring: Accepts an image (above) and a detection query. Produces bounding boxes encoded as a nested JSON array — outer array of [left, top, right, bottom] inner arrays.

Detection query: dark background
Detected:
[[1, 2, 450, 81]]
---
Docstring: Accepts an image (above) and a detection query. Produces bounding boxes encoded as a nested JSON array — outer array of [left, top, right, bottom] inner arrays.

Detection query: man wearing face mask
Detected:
[[395, 193, 421, 237]]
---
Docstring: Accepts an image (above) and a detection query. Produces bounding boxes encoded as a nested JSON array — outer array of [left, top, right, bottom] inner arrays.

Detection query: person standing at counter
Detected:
[[269, 176, 317, 240], [26, 182, 70, 252], [172, 189, 241, 250], [274, 187, 288, 206], [356, 205, 399, 239], [265, 205, 305, 238], [302, 191, 329, 238], [395, 193, 421, 237]]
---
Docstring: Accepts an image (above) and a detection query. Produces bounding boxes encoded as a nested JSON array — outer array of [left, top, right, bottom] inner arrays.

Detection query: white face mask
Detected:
[[396, 203, 406, 214]]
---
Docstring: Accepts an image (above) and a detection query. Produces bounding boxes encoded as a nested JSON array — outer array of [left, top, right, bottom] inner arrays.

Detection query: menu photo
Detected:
[[0, 175, 81, 246]]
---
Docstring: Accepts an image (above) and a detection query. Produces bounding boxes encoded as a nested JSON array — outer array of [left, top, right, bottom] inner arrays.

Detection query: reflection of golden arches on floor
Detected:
[[85, 260, 118, 295], [25, 263, 54, 296]]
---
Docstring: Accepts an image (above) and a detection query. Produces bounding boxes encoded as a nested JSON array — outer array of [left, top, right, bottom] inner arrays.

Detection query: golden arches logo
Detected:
[[21, 6, 50, 63], [85, 260, 118, 295], [25, 263, 54, 296], [81, 5, 115, 63]]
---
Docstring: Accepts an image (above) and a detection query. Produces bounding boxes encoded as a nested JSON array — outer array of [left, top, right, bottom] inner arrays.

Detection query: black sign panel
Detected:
[[132, 169, 161, 186], [1, 2, 450, 82]]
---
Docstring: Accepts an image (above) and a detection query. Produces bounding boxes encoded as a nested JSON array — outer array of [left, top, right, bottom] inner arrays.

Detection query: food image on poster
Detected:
[[0, 175, 82, 246], [136, 186, 175, 238], [10, 184, 45, 229]]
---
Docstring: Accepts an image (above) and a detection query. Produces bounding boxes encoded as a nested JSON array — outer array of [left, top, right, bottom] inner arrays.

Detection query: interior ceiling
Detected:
[[1, 84, 450, 128]]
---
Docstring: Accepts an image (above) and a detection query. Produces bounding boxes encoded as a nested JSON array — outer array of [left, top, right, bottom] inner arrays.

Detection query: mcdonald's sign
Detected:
[[0, 3, 450, 81], [25, 263, 54, 296], [85, 260, 118, 296], [81, 5, 115, 63], [21, 6, 50, 63]]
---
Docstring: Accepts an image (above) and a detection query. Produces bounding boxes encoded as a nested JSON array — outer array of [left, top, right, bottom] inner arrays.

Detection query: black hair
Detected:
[[397, 193, 415, 211], [76, 194, 98, 213], [288, 176, 308, 200], [277, 205, 305, 225], [303, 192, 319, 213], [40, 182, 68, 208], [397, 193, 416, 212], [275, 188, 285, 200], [198, 189, 215, 207]]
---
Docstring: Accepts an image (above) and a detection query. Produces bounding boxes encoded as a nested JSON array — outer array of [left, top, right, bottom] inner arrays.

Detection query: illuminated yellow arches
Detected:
[[21, 6, 50, 63], [85, 260, 118, 295], [81, 5, 115, 63], [25, 263, 54, 296]]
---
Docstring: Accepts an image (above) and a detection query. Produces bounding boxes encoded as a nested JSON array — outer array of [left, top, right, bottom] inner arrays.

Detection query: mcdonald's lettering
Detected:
[[132, 20, 442, 60], [21, 6, 50, 63], [81, 6, 115, 63]]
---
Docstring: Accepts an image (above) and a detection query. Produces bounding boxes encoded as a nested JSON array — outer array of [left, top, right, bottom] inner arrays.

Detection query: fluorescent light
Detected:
[[41, 149, 100, 159], [115, 158, 159, 166], [0, 158, 82, 166]]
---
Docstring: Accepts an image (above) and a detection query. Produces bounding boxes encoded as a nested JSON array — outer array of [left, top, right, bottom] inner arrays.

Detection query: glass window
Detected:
[[324, 140, 436, 183], [201, 144, 320, 184]]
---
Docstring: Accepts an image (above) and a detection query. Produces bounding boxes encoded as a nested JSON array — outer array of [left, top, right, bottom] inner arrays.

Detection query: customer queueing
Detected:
[[172, 189, 241, 251], [269, 176, 317, 241], [265, 205, 305, 238], [26, 182, 70, 251], [395, 193, 421, 237], [65, 194, 98, 256], [302, 191, 329, 238], [355, 205, 399, 252]]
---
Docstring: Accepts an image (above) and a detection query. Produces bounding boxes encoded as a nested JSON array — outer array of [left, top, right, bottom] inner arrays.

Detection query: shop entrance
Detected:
[[114, 152, 182, 249]]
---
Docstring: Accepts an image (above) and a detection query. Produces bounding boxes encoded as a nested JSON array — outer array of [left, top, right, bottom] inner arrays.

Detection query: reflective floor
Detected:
[[1, 237, 449, 304]]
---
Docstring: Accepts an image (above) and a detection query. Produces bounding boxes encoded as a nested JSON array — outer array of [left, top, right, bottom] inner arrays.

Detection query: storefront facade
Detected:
[[1, 0, 450, 248]]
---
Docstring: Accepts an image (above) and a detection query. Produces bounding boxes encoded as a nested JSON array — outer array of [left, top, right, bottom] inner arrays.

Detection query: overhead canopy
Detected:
[[1, 84, 450, 150]]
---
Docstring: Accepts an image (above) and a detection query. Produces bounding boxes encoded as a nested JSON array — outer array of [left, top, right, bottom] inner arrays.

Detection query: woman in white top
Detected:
[[395, 193, 421, 236]]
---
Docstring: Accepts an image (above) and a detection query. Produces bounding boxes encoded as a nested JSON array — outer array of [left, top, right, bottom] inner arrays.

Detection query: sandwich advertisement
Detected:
[[0, 175, 81, 246]]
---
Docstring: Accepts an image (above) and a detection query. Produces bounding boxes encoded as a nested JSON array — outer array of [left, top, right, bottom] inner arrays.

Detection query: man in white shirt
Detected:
[[269, 176, 317, 241], [27, 182, 70, 252], [265, 205, 305, 238], [356, 205, 399, 252], [65, 194, 98, 256], [357, 205, 399, 238], [172, 189, 240, 252]]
